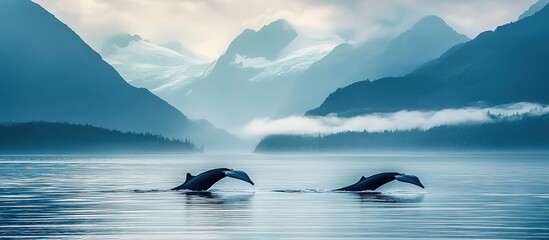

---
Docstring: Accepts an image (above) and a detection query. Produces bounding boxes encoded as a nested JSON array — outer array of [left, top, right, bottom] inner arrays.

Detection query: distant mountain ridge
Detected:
[[289, 15, 470, 113], [96, 15, 468, 131], [519, 0, 549, 20], [0, 0, 234, 150], [307, 4, 549, 116]]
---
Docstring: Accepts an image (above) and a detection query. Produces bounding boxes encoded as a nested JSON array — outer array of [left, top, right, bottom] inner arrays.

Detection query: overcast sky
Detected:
[[34, 0, 536, 60]]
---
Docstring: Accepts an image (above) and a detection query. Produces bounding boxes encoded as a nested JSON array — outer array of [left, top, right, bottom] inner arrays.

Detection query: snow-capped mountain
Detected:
[[98, 17, 467, 132], [173, 20, 342, 130], [102, 34, 211, 93], [99, 22, 341, 131]]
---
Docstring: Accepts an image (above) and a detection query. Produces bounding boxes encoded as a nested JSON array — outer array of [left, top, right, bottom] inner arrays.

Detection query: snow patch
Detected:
[[231, 35, 341, 81], [104, 40, 212, 92]]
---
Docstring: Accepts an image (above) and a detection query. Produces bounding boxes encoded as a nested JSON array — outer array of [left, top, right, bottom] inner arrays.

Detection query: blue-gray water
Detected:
[[1, 153, 548, 239]]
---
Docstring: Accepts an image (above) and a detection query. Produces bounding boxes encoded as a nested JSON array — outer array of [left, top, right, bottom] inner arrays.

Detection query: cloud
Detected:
[[33, 0, 336, 59], [33, 0, 536, 60], [243, 102, 549, 137], [308, 0, 536, 41]]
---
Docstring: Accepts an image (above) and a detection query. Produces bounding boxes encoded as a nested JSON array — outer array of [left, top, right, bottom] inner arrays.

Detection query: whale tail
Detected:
[[395, 174, 424, 188], [224, 170, 254, 185], [335, 172, 425, 192]]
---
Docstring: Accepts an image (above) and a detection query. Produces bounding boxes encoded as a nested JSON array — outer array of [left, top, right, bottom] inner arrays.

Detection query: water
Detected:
[[1, 153, 548, 239]]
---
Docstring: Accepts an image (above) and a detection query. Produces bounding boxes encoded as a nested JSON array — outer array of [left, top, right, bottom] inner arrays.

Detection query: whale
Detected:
[[335, 172, 424, 191], [171, 168, 254, 191]]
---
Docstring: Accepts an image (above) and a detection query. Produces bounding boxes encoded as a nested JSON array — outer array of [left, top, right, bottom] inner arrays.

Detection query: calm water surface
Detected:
[[1, 153, 548, 239]]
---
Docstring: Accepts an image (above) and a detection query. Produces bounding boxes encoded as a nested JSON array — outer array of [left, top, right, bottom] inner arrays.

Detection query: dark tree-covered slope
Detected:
[[255, 115, 549, 152], [0, 122, 201, 154]]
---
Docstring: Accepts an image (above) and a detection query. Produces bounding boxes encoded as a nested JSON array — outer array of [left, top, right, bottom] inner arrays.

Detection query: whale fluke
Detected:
[[224, 170, 254, 185], [172, 168, 254, 191], [336, 172, 424, 192]]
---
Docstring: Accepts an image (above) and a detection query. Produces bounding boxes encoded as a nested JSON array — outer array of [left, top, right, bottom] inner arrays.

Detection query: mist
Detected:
[[243, 102, 549, 137]]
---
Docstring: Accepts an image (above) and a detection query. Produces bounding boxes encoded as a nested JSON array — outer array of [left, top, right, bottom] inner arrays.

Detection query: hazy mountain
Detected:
[[173, 19, 340, 130], [102, 34, 211, 93], [373, 16, 471, 77], [519, 0, 549, 20], [0, 0, 234, 150], [289, 15, 470, 113], [308, 5, 549, 116]]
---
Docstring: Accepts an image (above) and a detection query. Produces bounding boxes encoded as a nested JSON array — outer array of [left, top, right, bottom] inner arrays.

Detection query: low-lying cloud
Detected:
[[243, 102, 549, 137]]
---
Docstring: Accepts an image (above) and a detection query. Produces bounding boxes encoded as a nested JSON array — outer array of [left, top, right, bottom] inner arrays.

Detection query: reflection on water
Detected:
[[353, 192, 425, 203], [272, 189, 425, 203], [179, 191, 255, 205], [0, 153, 548, 239]]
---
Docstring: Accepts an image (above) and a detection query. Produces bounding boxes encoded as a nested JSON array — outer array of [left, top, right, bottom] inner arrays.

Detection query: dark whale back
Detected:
[[336, 172, 400, 191], [172, 168, 231, 191]]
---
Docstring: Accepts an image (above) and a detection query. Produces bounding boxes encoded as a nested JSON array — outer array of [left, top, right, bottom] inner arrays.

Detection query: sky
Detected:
[[34, 0, 536, 60]]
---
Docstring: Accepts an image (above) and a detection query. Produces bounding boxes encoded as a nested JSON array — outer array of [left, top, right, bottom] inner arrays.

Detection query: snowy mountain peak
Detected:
[[411, 15, 456, 33], [225, 19, 297, 60], [261, 19, 294, 33], [387, 15, 470, 51]]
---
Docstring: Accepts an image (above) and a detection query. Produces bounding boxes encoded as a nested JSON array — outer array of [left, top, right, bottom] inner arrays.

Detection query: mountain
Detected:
[[289, 15, 470, 113], [308, 5, 549, 117], [519, 0, 549, 20], [0, 0, 233, 150], [102, 34, 211, 93], [373, 16, 471, 77], [217, 19, 298, 61], [172, 19, 340, 130], [99, 16, 465, 130], [0, 122, 201, 154]]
